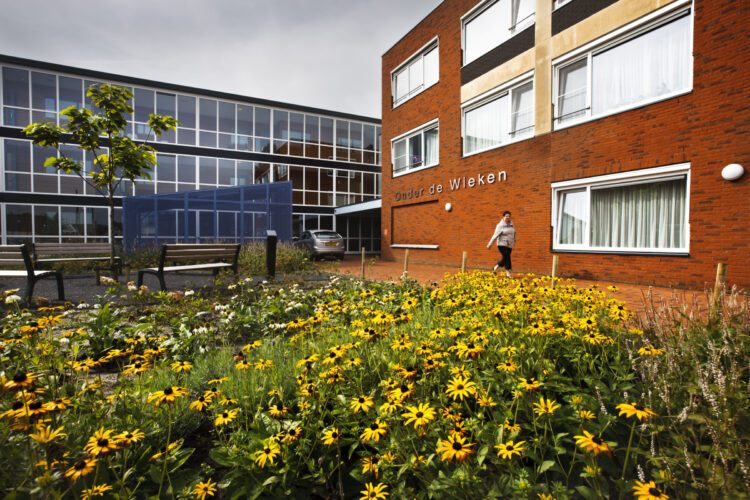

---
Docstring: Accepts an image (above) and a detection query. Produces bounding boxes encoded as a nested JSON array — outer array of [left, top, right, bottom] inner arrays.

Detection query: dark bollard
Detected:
[[266, 230, 277, 278]]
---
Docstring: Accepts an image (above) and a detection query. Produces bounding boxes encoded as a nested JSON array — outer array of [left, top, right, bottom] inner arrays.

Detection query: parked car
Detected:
[[294, 230, 345, 259]]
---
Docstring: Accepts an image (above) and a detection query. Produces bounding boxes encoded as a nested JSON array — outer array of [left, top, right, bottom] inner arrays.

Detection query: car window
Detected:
[[313, 231, 341, 239]]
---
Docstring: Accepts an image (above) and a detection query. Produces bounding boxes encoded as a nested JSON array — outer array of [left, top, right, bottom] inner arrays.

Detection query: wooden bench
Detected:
[[0, 244, 65, 303], [136, 243, 241, 291], [33, 243, 122, 284]]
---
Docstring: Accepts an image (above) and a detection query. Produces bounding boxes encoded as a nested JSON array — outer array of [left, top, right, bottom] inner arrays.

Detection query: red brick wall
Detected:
[[381, 0, 750, 290]]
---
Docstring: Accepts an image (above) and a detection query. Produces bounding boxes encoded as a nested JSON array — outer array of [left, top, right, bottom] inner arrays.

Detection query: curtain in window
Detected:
[[423, 47, 439, 88], [465, 95, 507, 154], [424, 127, 439, 165], [511, 82, 534, 136], [558, 59, 587, 122], [592, 15, 691, 115], [558, 189, 586, 244], [590, 178, 686, 249], [393, 139, 407, 173]]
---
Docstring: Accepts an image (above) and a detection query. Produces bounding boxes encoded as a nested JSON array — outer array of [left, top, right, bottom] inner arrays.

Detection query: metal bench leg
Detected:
[[137, 271, 144, 288], [158, 273, 167, 292], [54, 272, 65, 302], [24, 276, 35, 306]]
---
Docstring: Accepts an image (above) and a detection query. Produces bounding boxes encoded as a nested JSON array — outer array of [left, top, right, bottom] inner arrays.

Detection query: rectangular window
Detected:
[[554, 11, 691, 127], [462, 77, 533, 156], [551, 164, 689, 253], [462, 0, 535, 65], [391, 39, 439, 107], [391, 120, 439, 177]]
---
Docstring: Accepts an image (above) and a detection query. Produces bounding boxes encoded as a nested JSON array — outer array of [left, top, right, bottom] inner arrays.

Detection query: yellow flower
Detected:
[[436, 434, 474, 463], [84, 428, 119, 456], [501, 419, 521, 433], [359, 482, 389, 500], [235, 359, 251, 370], [146, 386, 189, 406], [123, 361, 151, 376], [577, 410, 596, 421], [638, 345, 665, 356], [379, 400, 403, 414], [29, 424, 66, 444], [4, 371, 37, 390], [282, 425, 302, 443], [445, 376, 477, 401], [533, 397, 560, 416], [115, 429, 145, 445], [518, 377, 542, 391], [574, 430, 612, 455], [350, 395, 375, 414], [253, 440, 280, 468], [192, 478, 218, 499], [296, 353, 320, 368], [360, 420, 388, 442], [632, 480, 669, 500], [214, 408, 239, 426], [268, 404, 288, 418], [322, 427, 340, 446], [496, 359, 517, 373], [65, 457, 97, 481], [150, 441, 180, 461], [401, 403, 436, 429], [190, 396, 211, 411], [495, 440, 526, 459], [361, 456, 380, 478], [81, 484, 113, 500], [616, 402, 657, 421], [207, 377, 229, 385], [170, 360, 193, 373]]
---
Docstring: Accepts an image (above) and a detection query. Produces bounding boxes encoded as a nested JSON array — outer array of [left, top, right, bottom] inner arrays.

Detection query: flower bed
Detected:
[[1, 272, 748, 498]]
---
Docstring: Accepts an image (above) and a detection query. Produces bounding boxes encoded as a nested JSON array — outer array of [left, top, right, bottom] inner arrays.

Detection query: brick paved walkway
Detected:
[[329, 255, 731, 315]]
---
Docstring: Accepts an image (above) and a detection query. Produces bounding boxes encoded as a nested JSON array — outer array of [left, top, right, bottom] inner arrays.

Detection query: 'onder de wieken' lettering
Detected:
[[394, 171, 507, 202]]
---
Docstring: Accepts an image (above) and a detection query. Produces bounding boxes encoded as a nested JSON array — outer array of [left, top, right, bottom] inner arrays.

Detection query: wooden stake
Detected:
[[125, 265, 131, 283], [403, 249, 409, 276], [95, 269, 101, 286], [361, 247, 365, 278], [712, 263, 728, 312], [551, 254, 559, 288], [461, 251, 467, 273]]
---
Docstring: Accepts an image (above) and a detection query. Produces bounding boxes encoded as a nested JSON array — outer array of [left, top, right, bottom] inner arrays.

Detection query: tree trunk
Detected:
[[109, 192, 118, 281]]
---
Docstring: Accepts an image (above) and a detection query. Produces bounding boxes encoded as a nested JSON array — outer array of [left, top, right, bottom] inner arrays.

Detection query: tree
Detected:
[[23, 84, 177, 279]]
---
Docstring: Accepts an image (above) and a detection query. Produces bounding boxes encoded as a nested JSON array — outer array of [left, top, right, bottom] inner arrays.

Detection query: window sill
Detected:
[[392, 81, 439, 110], [391, 244, 439, 249], [392, 162, 439, 179], [552, 248, 689, 257], [461, 133, 534, 159]]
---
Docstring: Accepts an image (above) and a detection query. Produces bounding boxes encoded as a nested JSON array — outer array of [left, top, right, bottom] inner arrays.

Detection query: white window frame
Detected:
[[461, 0, 536, 66], [550, 163, 691, 254], [552, 1, 693, 129], [391, 37, 439, 108], [391, 119, 439, 178], [553, 0, 573, 10], [461, 72, 534, 157]]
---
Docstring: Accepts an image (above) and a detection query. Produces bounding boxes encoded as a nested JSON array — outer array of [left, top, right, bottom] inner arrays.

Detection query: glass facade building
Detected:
[[0, 55, 381, 253]]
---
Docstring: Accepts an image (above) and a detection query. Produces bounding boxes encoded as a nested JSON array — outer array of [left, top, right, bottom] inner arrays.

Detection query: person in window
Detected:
[[486, 210, 516, 278]]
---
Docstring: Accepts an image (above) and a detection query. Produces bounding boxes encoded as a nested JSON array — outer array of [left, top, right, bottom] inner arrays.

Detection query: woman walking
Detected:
[[486, 211, 516, 278]]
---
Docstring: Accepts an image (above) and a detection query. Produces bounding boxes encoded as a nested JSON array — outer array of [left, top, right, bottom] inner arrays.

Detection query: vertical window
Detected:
[[463, 0, 535, 65], [462, 77, 534, 155], [555, 12, 692, 127], [392, 40, 439, 106], [391, 121, 439, 176], [2, 67, 30, 127], [552, 165, 689, 252]]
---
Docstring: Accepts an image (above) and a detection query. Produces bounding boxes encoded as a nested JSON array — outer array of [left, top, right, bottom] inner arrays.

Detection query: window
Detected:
[[392, 39, 438, 107], [462, 77, 533, 156], [462, 0, 535, 65], [391, 120, 438, 176], [554, 10, 691, 127], [551, 164, 689, 253], [554, 0, 573, 9]]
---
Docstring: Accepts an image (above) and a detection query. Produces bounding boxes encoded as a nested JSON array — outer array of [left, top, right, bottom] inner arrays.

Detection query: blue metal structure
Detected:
[[122, 182, 292, 249]]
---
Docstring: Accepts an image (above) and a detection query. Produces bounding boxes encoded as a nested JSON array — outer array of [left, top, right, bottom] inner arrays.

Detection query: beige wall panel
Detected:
[[460, 50, 535, 103], [551, 0, 680, 58]]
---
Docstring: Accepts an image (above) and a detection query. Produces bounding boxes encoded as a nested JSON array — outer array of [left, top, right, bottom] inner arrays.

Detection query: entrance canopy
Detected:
[[122, 182, 292, 249]]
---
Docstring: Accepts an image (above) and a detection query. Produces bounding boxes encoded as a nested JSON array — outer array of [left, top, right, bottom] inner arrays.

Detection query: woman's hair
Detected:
[[503, 211, 511, 217]]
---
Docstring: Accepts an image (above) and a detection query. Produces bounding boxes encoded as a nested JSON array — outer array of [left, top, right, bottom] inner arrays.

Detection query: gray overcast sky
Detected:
[[0, 0, 442, 118]]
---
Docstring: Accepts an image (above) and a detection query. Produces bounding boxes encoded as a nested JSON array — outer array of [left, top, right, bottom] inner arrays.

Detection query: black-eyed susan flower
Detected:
[[65, 457, 97, 481], [235, 359, 251, 370], [533, 397, 560, 416], [282, 425, 302, 443], [207, 377, 229, 385], [81, 484, 112, 500], [189, 396, 211, 411], [436, 434, 475, 463], [402, 403, 436, 430], [359, 482, 389, 500], [43, 397, 72, 411], [616, 402, 657, 421], [4, 371, 37, 390], [577, 410, 596, 421], [84, 428, 119, 456], [268, 403, 288, 418], [445, 376, 477, 401], [350, 395, 375, 414], [360, 420, 388, 442], [361, 456, 379, 478], [632, 480, 669, 499], [192, 478, 218, 499], [518, 377, 542, 392], [253, 440, 280, 468], [29, 424, 66, 444], [115, 429, 145, 445], [150, 441, 180, 461], [122, 361, 150, 376], [501, 419, 521, 433], [147, 386, 189, 406], [254, 359, 273, 370], [495, 439, 526, 459], [296, 353, 320, 369], [170, 360, 193, 373], [496, 359, 517, 373], [574, 430, 612, 455], [322, 427, 340, 446], [379, 400, 403, 414], [214, 408, 239, 426], [638, 345, 665, 356]]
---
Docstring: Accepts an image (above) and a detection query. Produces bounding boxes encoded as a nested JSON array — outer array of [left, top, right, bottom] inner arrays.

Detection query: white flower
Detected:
[[4, 295, 22, 304], [184, 289, 195, 296], [77, 302, 90, 309]]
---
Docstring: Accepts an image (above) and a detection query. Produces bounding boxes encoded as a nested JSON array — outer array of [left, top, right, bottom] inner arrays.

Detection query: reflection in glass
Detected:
[[3, 67, 29, 107], [32, 72, 56, 111]]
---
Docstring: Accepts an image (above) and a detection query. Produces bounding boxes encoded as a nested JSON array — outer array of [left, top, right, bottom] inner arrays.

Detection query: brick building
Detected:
[[381, 0, 749, 289]]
